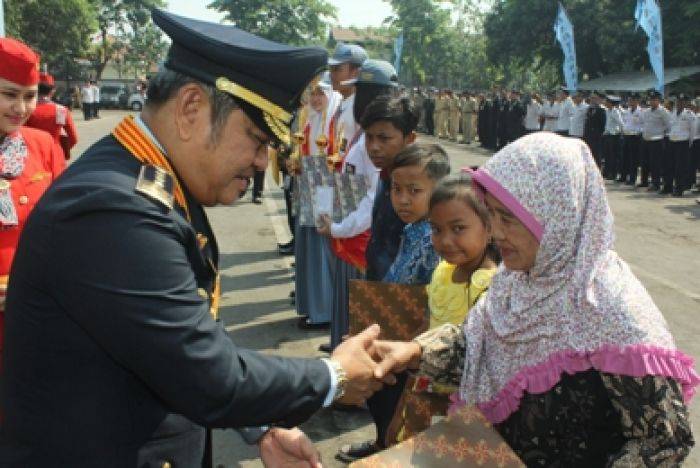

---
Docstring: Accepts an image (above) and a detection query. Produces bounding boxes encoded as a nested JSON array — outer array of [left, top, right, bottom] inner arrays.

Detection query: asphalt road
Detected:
[[72, 110, 700, 467]]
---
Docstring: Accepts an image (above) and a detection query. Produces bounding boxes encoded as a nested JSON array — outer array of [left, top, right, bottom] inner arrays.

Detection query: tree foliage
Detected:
[[207, 0, 337, 46], [483, 0, 700, 85], [3, 0, 97, 78], [87, 0, 166, 79]]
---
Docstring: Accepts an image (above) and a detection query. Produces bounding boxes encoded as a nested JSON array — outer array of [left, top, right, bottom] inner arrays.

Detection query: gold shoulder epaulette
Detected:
[[135, 165, 174, 210]]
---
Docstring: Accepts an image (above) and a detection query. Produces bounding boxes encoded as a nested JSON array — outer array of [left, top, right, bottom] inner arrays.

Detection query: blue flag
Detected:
[[634, 0, 664, 93], [553, 3, 578, 92], [393, 32, 404, 75]]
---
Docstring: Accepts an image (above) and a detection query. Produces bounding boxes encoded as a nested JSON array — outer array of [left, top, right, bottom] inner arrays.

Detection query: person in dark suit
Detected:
[[423, 88, 435, 136], [584, 91, 607, 168], [506, 90, 526, 144], [0, 10, 384, 468]]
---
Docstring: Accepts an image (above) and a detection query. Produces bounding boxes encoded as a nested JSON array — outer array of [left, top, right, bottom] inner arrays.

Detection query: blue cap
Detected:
[[341, 59, 398, 87], [328, 43, 368, 66]]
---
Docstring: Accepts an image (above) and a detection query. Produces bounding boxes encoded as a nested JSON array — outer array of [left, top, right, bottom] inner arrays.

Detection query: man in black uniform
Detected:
[[423, 87, 436, 135], [0, 10, 384, 468], [584, 91, 607, 168], [495, 89, 508, 149], [506, 89, 525, 144]]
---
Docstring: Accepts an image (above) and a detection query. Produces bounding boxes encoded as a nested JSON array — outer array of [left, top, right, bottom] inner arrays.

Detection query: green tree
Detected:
[[483, 0, 700, 87], [207, 0, 337, 45], [87, 0, 166, 79], [3, 0, 97, 78], [122, 22, 167, 79], [385, 0, 456, 85]]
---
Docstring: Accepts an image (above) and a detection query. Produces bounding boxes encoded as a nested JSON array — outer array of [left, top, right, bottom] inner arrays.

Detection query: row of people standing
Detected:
[[545, 89, 699, 198]]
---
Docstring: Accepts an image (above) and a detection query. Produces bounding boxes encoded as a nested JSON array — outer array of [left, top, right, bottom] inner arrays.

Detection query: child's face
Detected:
[[390, 166, 435, 224], [430, 199, 491, 268], [365, 121, 415, 170]]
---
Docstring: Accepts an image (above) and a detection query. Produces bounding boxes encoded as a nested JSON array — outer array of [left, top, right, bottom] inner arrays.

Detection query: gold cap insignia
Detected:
[[216, 77, 292, 147]]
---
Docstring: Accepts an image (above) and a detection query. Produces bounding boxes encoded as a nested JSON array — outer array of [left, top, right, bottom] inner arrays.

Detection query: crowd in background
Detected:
[[409, 87, 700, 202]]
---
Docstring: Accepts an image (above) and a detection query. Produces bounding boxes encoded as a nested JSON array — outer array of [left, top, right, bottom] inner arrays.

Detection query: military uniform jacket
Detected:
[[0, 134, 331, 467]]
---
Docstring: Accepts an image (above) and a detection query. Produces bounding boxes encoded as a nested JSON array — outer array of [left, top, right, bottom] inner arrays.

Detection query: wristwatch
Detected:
[[238, 425, 271, 445], [327, 358, 348, 403]]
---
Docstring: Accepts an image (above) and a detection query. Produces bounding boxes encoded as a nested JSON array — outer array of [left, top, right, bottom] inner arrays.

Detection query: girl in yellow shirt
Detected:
[[387, 172, 499, 444]]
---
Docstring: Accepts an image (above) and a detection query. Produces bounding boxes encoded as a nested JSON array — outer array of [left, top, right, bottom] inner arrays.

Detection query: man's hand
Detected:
[[316, 214, 332, 237], [330, 324, 384, 406], [370, 340, 423, 385], [259, 427, 322, 468]]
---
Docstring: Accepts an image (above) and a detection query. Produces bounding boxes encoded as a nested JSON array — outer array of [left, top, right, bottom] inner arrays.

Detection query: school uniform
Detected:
[[602, 106, 623, 179], [542, 100, 561, 132], [621, 106, 643, 184], [666, 109, 696, 195], [640, 106, 672, 189], [568, 102, 589, 139]]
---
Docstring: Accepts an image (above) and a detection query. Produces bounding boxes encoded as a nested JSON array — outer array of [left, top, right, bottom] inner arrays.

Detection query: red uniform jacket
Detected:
[[0, 127, 65, 356], [26, 100, 78, 159]]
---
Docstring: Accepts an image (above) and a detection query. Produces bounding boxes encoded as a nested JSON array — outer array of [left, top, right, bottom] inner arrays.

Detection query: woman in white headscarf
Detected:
[[294, 79, 341, 328], [301, 79, 341, 157], [371, 132, 698, 465]]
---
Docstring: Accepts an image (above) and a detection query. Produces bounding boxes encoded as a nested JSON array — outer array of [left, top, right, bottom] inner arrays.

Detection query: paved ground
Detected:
[[73, 110, 700, 467]]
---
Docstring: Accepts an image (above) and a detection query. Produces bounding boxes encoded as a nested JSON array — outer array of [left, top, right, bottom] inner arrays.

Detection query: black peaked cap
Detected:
[[152, 9, 328, 145]]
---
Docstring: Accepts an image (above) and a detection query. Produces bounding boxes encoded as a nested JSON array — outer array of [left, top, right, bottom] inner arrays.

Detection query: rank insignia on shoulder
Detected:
[[135, 165, 174, 210]]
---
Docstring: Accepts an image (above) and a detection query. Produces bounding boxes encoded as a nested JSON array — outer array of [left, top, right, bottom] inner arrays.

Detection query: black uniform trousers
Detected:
[[586, 134, 604, 168], [602, 134, 622, 179], [252, 169, 265, 199], [622, 134, 641, 185], [639, 139, 664, 188], [367, 372, 408, 447], [665, 140, 691, 193], [690, 141, 700, 188]]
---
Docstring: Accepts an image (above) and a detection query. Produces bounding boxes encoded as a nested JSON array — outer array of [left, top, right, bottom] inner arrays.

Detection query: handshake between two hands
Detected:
[[258, 325, 422, 468], [330, 323, 422, 406]]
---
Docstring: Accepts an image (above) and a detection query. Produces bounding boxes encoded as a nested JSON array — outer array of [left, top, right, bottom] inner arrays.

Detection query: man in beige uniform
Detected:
[[434, 90, 448, 139], [448, 90, 461, 141], [461, 91, 478, 144]]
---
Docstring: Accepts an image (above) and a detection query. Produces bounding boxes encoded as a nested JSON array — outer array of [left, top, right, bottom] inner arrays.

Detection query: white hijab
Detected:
[[306, 82, 341, 155]]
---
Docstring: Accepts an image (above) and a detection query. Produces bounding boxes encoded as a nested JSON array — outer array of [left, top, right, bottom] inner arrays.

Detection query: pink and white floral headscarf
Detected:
[[460, 132, 699, 424]]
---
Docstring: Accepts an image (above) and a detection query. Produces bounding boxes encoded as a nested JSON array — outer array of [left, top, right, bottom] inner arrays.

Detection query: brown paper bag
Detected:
[[350, 405, 524, 468]]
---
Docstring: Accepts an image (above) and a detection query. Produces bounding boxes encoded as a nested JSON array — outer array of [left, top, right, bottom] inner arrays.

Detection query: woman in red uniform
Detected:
[[0, 38, 65, 364], [26, 72, 78, 159]]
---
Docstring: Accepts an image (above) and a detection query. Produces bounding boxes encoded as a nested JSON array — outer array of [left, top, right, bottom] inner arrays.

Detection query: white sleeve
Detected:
[[331, 142, 380, 239]]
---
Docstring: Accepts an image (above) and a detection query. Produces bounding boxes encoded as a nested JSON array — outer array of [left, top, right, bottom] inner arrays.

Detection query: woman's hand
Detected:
[[316, 214, 332, 237], [369, 340, 423, 385]]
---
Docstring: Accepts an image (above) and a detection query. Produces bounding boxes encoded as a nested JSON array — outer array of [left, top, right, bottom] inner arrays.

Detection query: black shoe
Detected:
[[657, 187, 672, 195], [318, 343, 332, 353], [647, 185, 659, 192], [278, 240, 294, 250], [636, 183, 648, 188], [624, 180, 635, 186], [336, 441, 381, 463], [672, 190, 683, 197], [278, 244, 294, 255], [252, 197, 262, 204], [289, 291, 295, 298], [298, 318, 329, 330]]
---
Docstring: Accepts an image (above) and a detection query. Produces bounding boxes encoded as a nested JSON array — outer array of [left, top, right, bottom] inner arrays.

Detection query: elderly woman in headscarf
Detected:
[[372, 132, 698, 466], [294, 78, 341, 328]]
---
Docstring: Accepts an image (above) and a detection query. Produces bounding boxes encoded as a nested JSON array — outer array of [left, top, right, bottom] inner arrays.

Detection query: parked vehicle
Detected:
[[127, 92, 145, 111], [100, 85, 129, 109]]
